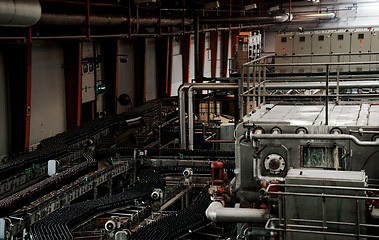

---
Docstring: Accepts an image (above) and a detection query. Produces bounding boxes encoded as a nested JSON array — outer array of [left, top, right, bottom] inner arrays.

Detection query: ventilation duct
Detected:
[[0, 0, 41, 27]]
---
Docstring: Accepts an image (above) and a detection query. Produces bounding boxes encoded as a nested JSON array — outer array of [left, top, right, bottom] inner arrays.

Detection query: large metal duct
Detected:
[[199, 14, 291, 25], [0, 0, 41, 27], [39, 13, 193, 27]]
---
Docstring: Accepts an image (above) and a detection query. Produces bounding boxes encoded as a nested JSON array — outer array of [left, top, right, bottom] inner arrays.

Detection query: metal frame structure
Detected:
[[239, 52, 379, 120]]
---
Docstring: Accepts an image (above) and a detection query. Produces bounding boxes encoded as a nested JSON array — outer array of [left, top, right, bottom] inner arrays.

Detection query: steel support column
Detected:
[[221, 31, 230, 77], [210, 31, 218, 78], [63, 41, 82, 129], [134, 38, 147, 106], [25, 29, 32, 151]]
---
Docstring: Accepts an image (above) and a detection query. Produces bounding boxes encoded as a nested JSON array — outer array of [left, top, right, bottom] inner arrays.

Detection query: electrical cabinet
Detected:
[[330, 31, 351, 72], [293, 33, 312, 73], [351, 31, 371, 71], [370, 30, 379, 71], [82, 42, 96, 104], [275, 34, 293, 73], [311, 33, 331, 73]]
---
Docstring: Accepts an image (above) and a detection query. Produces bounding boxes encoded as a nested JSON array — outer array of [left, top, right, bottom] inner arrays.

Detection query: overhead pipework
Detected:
[[0, 0, 41, 27]]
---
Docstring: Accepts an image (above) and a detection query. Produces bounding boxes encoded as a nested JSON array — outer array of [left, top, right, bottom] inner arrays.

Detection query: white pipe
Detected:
[[188, 87, 194, 150], [293, 13, 336, 21], [251, 134, 379, 147], [206, 202, 269, 223]]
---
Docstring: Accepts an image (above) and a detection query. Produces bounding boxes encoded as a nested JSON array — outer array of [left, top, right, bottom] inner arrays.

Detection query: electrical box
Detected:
[[248, 32, 261, 62], [275, 34, 293, 73], [293, 33, 312, 73], [82, 62, 96, 103], [82, 41, 96, 104], [330, 31, 351, 72], [351, 31, 371, 71], [311, 33, 331, 73], [370, 30, 379, 71]]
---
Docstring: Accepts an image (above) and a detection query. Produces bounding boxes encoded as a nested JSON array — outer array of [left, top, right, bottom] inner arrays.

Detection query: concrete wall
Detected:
[[117, 40, 135, 113], [146, 39, 158, 101], [171, 39, 183, 97], [30, 41, 66, 146], [0, 50, 9, 156]]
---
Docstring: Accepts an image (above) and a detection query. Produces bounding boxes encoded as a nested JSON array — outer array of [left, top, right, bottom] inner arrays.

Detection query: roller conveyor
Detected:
[[29, 171, 165, 240]]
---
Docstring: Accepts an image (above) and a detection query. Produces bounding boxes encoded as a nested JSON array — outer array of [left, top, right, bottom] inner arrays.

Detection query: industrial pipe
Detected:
[[178, 83, 238, 149], [200, 14, 292, 25], [206, 201, 270, 223], [39, 13, 193, 26], [187, 84, 238, 150], [0, 0, 41, 27], [293, 13, 336, 21], [251, 134, 379, 147]]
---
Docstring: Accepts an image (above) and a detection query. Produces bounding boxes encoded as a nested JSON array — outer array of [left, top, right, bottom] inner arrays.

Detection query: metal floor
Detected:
[[246, 103, 379, 126]]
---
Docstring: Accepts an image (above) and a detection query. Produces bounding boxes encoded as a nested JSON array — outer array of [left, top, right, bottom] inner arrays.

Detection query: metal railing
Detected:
[[239, 52, 379, 121], [264, 183, 379, 239]]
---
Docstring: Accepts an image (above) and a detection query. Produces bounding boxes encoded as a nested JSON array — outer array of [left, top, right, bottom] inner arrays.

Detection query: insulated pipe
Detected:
[[0, 0, 41, 27], [200, 14, 292, 25], [206, 201, 269, 223], [251, 134, 379, 147], [39, 13, 193, 26], [293, 13, 336, 21]]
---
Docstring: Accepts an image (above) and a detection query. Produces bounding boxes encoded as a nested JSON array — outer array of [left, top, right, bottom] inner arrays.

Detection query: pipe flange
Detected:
[[264, 153, 285, 175]]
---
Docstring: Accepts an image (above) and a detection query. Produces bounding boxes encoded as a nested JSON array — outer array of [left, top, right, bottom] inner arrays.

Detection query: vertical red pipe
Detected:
[[114, 40, 119, 114], [199, 32, 206, 80], [181, 34, 191, 83], [86, 0, 91, 40], [77, 41, 82, 126], [221, 31, 230, 77], [24, 28, 32, 151], [210, 31, 218, 78]]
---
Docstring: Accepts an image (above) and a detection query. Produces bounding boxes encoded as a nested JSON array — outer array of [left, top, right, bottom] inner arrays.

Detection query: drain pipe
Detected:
[[206, 201, 270, 223]]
